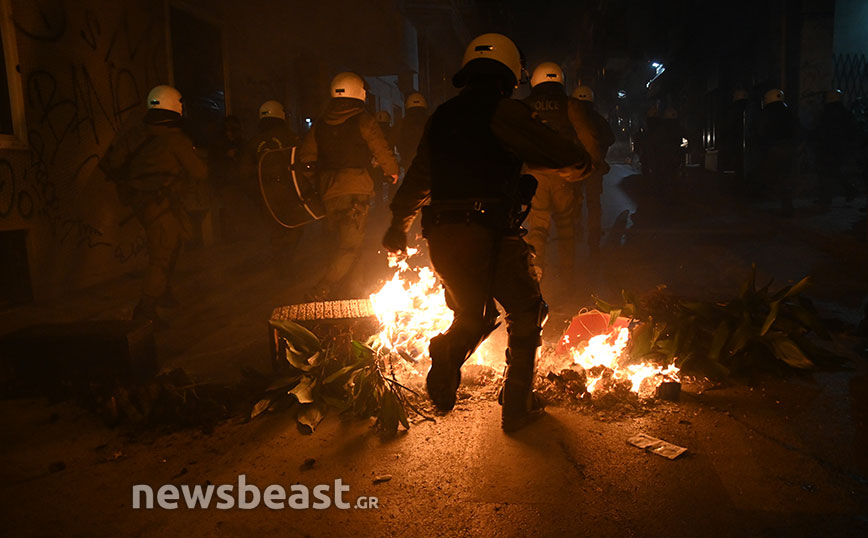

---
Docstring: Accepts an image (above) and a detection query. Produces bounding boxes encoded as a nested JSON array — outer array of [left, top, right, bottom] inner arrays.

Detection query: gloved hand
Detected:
[[382, 225, 407, 253]]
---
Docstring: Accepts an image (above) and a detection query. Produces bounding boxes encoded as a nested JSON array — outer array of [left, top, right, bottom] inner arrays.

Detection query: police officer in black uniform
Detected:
[[382, 33, 591, 432]]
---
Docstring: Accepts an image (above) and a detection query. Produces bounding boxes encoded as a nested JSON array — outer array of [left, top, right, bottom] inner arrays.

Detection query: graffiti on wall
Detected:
[[1, 0, 165, 272]]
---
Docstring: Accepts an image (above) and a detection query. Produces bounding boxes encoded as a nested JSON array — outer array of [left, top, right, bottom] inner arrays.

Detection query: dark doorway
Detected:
[[0, 229, 33, 308], [169, 7, 226, 149]]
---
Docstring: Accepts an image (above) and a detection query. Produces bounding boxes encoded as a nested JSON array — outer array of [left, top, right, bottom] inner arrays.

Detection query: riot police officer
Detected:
[[100, 85, 207, 326], [299, 72, 399, 299], [571, 85, 614, 259], [395, 92, 429, 171], [242, 100, 303, 276], [382, 34, 590, 432], [757, 89, 799, 216], [523, 65, 609, 284]]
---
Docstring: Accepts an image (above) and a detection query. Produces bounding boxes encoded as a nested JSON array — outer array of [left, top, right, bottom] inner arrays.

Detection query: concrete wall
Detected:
[[0, 0, 168, 301]]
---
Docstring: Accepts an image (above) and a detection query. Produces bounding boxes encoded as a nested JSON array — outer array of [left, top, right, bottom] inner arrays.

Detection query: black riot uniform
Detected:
[[384, 53, 590, 431], [241, 116, 301, 275], [757, 96, 800, 216]]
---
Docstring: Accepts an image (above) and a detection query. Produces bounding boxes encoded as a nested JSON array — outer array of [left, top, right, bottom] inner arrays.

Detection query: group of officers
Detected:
[[101, 32, 617, 432]]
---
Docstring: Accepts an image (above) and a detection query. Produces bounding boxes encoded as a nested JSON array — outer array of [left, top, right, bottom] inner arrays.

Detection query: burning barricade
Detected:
[[367, 251, 680, 403]]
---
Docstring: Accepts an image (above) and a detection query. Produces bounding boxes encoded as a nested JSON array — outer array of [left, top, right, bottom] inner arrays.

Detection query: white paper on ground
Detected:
[[628, 433, 687, 460]]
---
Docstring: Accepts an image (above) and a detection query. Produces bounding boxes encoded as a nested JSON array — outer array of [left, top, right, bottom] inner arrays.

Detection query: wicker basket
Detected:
[[269, 299, 379, 372], [270, 299, 376, 322]]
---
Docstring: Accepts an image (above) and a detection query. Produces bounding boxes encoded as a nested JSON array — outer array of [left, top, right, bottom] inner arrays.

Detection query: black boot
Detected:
[[426, 334, 464, 411], [501, 347, 545, 432]]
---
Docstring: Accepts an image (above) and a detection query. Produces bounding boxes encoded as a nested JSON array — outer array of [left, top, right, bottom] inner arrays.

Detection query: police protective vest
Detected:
[[524, 82, 577, 142], [428, 88, 522, 202], [314, 114, 371, 170]]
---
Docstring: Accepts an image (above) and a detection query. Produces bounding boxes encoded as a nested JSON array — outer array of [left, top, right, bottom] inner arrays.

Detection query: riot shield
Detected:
[[258, 146, 325, 228]]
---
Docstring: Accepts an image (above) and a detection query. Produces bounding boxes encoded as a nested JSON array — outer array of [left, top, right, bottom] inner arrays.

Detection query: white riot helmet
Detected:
[[572, 85, 594, 102], [530, 62, 564, 87], [459, 33, 524, 86], [825, 89, 842, 104], [405, 92, 427, 109], [330, 72, 366, 101], [259, 100, 285, 120], [146, 85, 183, 115], [763, 88, 785, 108], [375, 110, 391, 124]]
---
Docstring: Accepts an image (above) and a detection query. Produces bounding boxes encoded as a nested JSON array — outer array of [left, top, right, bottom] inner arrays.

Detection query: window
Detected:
[[0, 0, 27, 149]]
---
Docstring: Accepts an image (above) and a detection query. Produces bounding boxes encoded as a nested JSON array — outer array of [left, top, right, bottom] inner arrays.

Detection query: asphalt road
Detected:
[[2, 372, 867, 537], [2, 162, 867, 537]]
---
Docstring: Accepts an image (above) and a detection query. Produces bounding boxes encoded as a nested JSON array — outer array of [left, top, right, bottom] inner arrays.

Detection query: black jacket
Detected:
[[389, 86, 590, 232]]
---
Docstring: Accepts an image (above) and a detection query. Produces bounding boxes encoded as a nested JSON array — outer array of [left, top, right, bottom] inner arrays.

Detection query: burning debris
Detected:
[[258, 255, 844, 433], [367, 251, 680, 403]]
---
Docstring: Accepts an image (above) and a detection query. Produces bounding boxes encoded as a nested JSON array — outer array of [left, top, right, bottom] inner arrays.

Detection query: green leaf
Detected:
[[323, 363, 361, 385], [350, 340, 377, 365], [376, 390, 400, 435], [790, 335, 847, 368], [396, 394, 410, 430], [782, 276, 811, 299], [650, 322, 665, 348], [593, 295, 613, 313], [608, 308, 622, 327], [767, 336, 814, 369], [760, 301, 780, 336], [629, 322, 653, 358], [266, 375, 302, 392], [284, 347, 315, 371], [708, 321, 730, 362], [298, 402, 326, 432], [785, 300, 830, 339], [725, 313, 753, 356], [250, 398, 271, 419], [270, 319, 322, 369], [321, 394, 352, 412], [289, 375, 317, 404]]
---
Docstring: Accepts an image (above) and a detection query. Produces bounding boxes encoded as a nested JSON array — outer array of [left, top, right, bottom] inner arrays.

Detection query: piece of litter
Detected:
[[628, 433, 687, 460], [373, 474, 392, 484]]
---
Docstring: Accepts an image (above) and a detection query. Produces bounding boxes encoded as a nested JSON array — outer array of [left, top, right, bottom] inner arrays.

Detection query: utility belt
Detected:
[[421, 198, 521, 236]]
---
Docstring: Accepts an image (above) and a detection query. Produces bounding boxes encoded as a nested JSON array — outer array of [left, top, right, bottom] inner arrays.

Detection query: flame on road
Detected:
[[368, 251, 678, 398], [566, 326, 680, 399]]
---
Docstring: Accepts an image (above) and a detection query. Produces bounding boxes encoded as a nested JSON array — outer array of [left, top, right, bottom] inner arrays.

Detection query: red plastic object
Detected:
[[557, 310, 630, 354]]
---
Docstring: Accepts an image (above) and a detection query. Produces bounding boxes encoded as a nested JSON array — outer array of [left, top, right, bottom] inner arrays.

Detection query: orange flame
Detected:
[[369, 252, 678, 398]]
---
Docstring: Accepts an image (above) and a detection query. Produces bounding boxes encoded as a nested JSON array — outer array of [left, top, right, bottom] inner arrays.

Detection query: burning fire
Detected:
[[369, 248, 453, 367], [368, 251, 678, 398], [564, 324, 680, 399]]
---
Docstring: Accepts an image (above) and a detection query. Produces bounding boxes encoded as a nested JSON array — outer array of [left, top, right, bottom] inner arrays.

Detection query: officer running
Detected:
[[570, 85, 614, 260], [242, 100, 303, 276], [383, 34, 591, 432], [395, 92, 429, 172], [299, 72, 399, 300], [100, 85, 207, 326]]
